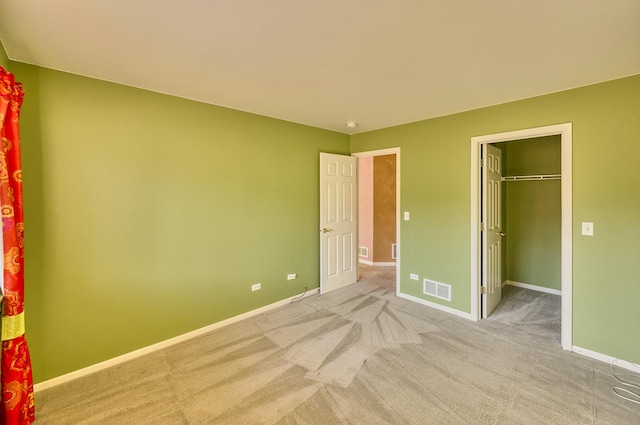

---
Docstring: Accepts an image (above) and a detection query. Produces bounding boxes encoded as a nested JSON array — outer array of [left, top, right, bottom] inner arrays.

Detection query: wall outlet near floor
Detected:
[[287, 273, 297, 280], [251, 283, 261, 291], [410, 273, 419, 281]]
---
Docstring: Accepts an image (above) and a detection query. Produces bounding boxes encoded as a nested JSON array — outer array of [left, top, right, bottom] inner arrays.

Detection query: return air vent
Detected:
[[423, 278, 451, 301], [391, 243, 397, 259], [358, 246, 369, 257]]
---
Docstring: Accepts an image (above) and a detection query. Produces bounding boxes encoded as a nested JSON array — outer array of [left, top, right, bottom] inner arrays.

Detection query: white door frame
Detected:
[[470, 123, 572, 350], [352, 148, 401, 295]]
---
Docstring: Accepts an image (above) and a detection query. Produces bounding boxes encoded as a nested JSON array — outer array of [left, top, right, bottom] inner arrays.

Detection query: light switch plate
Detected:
[[404, 211, 410, 221], [582, 222, 594, 236]]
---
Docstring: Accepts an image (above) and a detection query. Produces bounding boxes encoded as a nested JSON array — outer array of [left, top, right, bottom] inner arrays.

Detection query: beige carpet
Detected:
[[35, 265, 640, 424]]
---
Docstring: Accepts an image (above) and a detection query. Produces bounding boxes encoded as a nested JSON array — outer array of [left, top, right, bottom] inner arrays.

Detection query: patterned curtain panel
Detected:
[[0, 67, 35, 424]]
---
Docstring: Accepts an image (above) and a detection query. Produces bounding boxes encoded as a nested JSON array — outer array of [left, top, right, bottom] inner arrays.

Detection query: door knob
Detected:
[[499, 232, 505, 237], [322, 228, 333, 233]]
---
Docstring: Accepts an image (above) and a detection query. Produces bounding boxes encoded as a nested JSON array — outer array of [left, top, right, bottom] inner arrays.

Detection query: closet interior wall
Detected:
[[497, 136, 562, 293]]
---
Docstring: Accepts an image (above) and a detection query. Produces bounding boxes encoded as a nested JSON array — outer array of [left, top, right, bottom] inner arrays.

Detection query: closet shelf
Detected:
[[502, 174, 561, 182]]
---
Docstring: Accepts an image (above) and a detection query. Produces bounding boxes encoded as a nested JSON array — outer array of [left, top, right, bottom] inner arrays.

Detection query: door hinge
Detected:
[[480, 223, 485, 231], [480, 286, 487, 295], [480, 158, 486, 168]]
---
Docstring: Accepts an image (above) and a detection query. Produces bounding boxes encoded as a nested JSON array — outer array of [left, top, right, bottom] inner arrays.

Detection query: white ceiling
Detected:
[[1, 1, 639, 134]]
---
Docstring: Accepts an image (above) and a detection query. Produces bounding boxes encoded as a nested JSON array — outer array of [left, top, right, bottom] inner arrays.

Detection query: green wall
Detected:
[[351, 74, 640, 364], [12, 63, 349, 383], [0, 41, 9, 70], [504, 136, 561, 290], [10, 58, 640, 382]]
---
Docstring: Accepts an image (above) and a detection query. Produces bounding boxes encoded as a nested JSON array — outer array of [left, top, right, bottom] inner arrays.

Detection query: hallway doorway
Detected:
[[353, 148, 401, 294]]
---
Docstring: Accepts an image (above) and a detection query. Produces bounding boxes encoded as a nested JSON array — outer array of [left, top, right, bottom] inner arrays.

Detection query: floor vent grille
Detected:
[[423, 279, 451, 301]]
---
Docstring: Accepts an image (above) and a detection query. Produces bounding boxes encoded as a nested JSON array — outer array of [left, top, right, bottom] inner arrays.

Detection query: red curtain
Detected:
[[0, 67, 35, 424]]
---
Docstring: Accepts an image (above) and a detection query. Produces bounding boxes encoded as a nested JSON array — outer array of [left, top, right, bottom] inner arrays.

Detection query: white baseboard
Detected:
[[506, 280, 562, 296], [397, 292, 474, 321], [573, 346, 640, 373], [34, 287, 319, 393], [359, 260, 396, 267]]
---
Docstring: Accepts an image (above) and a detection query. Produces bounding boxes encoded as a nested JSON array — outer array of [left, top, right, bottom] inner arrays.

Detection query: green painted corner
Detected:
[[353, 74, 640, 364], [0, 40, 9, 70], [10, 58, 640, 384], [13, 63, 349, 383]]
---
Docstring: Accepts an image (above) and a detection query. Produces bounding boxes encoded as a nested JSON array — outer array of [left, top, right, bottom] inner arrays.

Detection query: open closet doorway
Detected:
[[471, 124, 573, 350], [484, 137, 563, 315], [352, 148, 401, 294]]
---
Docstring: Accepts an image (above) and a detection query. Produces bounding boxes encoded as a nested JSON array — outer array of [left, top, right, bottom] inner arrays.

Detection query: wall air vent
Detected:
[[359, 246, 369, 257], [423, 278, 451, 302], [391, 243, 397, 259]]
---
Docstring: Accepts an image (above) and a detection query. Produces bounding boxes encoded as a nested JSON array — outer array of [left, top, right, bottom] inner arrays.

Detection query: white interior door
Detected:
[[320, 153, 358, 294], [482, 144, 503, 318]]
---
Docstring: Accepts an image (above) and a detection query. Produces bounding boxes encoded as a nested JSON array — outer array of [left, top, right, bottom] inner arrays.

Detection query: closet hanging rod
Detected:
[[502, 174, 561, 182]]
